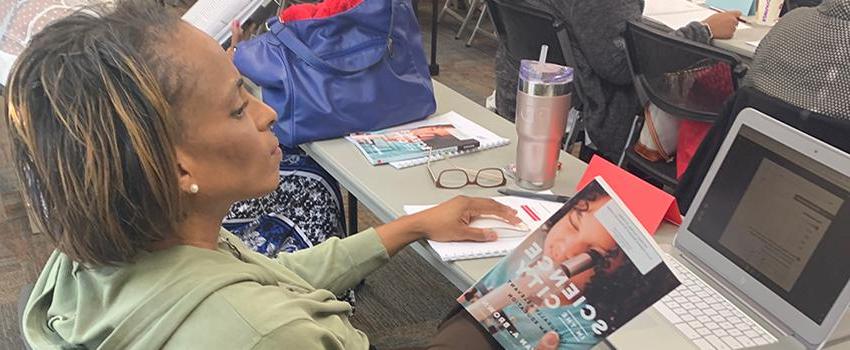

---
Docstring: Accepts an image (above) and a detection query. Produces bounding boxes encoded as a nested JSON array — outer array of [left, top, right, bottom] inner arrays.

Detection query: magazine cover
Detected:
[[347, 124, 478, 165], [413, 124, 480, 152], [458, 177, 680, 349]]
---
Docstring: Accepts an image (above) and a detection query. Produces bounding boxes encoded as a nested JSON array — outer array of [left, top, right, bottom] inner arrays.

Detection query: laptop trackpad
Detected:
[[606, 307, 697, 349]]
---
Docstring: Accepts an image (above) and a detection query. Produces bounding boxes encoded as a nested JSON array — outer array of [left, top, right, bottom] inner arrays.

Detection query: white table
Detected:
[[303, 81, 850, 349], [643, 0, 773, 59], [302, 80, 588, 289]]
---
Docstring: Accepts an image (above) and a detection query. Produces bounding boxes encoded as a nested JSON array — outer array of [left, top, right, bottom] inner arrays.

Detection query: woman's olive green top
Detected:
[[23, 228, 389, 349]]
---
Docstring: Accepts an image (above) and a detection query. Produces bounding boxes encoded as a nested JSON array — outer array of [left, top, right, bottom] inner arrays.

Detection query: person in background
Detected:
[[744, 0, 850, 120], [9, 2, 562, 349], [675, 0, 850, 214], [494, 0, 741, 161]]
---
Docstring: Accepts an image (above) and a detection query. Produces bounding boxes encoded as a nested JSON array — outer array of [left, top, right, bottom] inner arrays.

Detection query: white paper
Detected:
[[182, 0, 265, 43], [405, 195, 563, 261], [646, 8, 751, 30], [646, 8, 720, 30], [644, 0, 707, 15]]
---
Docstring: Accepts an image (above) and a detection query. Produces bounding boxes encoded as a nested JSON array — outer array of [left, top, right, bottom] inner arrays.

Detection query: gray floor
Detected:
[[0, 1, 498, 348]]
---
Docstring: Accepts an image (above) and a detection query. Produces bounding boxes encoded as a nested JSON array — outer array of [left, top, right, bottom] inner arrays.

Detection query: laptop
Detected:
[[609, 108, 850, 350]]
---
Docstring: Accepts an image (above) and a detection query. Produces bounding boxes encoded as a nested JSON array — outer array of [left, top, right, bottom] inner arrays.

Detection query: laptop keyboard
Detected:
[[655, 255, 779, 350]]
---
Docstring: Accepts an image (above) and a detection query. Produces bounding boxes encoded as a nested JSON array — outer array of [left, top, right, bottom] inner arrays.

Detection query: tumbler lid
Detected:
[[518, 59, 574, 96]]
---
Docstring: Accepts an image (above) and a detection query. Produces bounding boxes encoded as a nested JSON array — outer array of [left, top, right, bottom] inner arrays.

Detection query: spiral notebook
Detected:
[[404, 196, 563, 261], [384, 111, 511, 169]]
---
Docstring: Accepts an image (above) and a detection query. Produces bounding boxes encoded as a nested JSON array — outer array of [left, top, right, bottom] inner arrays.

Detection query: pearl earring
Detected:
[[189, 184, 199, 194]]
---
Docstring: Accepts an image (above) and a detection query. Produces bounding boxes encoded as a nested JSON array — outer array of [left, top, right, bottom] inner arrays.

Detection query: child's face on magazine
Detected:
[[544, 195, 624, 278]]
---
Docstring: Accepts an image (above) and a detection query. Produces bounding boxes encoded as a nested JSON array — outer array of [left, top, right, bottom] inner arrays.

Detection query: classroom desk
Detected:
[[301, 80, 585, 289]]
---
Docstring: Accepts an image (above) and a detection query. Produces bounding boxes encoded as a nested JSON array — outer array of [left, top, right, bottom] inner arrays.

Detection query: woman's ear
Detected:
[[175, 148, 197, 194]]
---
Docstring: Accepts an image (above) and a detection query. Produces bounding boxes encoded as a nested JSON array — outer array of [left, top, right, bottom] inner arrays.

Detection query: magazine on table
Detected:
[[457, 177, 680, 349], [348, 121, 481, 165], [386, 111, 510, 168]]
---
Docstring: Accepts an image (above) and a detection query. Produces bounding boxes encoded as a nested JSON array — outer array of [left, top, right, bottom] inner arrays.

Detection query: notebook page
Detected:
[[405, 196, 563, 261], [182, 0, 264, 43]]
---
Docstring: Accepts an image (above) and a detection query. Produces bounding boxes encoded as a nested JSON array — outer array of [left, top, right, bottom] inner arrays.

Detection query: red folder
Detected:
[[576, 156, 682, 235]]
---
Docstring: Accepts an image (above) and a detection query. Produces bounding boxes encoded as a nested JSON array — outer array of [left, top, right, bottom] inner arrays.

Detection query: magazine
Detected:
[[457, 177, 680, 350], [385, 111, 511, 169], [347, 123, 480, 165]]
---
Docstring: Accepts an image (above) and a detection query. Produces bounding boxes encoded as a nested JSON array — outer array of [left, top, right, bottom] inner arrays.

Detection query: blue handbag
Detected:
[[233, 0, 436, 147]]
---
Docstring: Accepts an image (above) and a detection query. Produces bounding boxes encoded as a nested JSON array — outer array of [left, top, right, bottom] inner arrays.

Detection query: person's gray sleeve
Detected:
[[568, 0, 641, 85], [673, 21, 711, 44]]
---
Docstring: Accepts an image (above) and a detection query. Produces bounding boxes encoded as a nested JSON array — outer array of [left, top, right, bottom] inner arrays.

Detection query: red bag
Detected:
[[675, 62, 734, 179], [676, 119, 711, 179]]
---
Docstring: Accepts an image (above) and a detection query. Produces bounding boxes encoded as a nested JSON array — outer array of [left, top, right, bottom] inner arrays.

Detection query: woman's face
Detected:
[[172, 23, 281, 205], [543, 195, 624, 285]]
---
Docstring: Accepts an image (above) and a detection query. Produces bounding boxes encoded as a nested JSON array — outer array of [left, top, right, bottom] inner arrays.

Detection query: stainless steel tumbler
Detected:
[[515, 58, 573, 190]]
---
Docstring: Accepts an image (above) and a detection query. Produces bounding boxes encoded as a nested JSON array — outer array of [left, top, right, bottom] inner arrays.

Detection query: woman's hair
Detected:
[[3, 1, 188, 266]]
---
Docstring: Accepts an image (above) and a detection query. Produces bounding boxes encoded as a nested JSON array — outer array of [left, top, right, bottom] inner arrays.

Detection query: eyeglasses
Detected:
[[426, 149, 506, 189]]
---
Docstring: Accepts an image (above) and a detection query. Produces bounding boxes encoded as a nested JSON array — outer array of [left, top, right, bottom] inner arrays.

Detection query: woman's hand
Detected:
[[702, 10, 742, 39], [375, 196, 520, 256], [416, 196, 520, 242]]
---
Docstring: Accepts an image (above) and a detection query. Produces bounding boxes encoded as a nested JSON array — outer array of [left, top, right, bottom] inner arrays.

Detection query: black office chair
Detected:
[[484, 0, 565, 66], [551, 16, 590, 153], [620, 19, 748, 189], [677, 86, 850, 213]]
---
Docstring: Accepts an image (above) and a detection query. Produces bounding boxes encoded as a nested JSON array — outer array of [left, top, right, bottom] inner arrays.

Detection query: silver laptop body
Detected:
[[609, 108, 850, 350]]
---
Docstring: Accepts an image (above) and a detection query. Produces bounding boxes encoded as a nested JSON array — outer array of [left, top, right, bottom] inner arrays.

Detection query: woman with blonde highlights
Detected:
[[5, 2, 553, 348]]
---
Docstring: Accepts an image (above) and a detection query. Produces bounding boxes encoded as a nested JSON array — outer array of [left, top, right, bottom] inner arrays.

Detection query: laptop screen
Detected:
[[688, 125, 850, 325]]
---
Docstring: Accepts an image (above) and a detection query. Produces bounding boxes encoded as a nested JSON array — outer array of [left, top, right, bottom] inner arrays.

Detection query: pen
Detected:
[[497, 189, 571, 203], [708, 6, 750, 24]]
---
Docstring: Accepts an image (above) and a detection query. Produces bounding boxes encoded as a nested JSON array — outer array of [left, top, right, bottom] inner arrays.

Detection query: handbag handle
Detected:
[[273, 0, 397, 76]]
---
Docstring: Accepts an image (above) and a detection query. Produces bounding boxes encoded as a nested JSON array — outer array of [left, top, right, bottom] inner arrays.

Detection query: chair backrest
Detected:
[[676, 85, 850, 212], [484, 0, 565, 65], [623, 19, 748, 122]]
